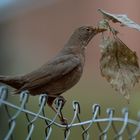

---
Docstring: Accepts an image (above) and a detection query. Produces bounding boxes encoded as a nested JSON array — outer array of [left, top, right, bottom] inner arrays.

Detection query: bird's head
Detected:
[[67, 26, 106, 47]]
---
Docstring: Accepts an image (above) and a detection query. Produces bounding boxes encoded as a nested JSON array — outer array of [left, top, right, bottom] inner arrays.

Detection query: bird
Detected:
[[0, 26, 105, 124]]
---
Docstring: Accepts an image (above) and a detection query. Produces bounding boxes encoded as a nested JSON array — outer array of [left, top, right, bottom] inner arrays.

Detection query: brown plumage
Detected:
[[0, 26, 105, 124]]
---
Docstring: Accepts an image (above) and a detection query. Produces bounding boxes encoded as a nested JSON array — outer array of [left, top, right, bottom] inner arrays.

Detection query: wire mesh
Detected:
[[0, 86, 140, 140]]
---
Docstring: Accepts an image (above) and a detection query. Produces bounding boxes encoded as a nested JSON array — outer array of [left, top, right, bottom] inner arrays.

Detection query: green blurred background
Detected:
[[0, 0, 140, 139]]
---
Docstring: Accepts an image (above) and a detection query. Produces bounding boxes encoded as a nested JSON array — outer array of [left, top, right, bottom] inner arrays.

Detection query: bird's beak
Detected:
[[93, 27, 107, 35]]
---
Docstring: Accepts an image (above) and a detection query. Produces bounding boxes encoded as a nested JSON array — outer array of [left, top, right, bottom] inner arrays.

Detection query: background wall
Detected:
[[0, 0, 140, 139]]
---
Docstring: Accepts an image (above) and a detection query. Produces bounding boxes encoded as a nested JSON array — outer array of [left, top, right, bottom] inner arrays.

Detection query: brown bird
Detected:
[[0, 26, 105, 124]]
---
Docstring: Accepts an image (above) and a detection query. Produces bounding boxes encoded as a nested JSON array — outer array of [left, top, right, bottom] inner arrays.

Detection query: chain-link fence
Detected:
[[0, 86, 140, 140]]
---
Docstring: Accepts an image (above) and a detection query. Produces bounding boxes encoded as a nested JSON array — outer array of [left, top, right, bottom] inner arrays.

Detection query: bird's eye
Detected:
[[86, 28, 91, 32]]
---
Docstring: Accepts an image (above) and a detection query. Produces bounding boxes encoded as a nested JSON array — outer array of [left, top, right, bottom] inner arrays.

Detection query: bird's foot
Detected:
[[60, 117, 68, 125], [55, 96, 66, 110], [54, 96, 68, 125]]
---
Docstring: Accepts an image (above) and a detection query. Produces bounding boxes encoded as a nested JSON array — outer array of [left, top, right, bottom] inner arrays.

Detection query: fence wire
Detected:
[[0, 86, 140, 140]]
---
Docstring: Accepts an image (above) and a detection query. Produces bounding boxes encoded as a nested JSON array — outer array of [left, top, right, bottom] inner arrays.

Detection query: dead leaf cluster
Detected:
[[97, 9, 140, 101]]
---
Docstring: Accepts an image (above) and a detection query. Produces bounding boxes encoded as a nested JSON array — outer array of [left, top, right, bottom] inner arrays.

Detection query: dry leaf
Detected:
[[98, 19, 119, 35], [98, 9, 140, 31], [98, 19, 109, 29], [100, 37, 140, 101]]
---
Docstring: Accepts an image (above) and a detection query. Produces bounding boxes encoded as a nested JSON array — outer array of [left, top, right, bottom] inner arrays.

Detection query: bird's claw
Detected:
[[60, 117, 68, 125]]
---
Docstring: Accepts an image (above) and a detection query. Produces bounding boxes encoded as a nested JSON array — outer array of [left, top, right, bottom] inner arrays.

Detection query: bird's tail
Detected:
[[0, 75, 25, 89]]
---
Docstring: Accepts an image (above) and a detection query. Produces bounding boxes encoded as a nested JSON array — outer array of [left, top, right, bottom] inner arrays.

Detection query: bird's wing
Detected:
[[22, 54, 81, 90]]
